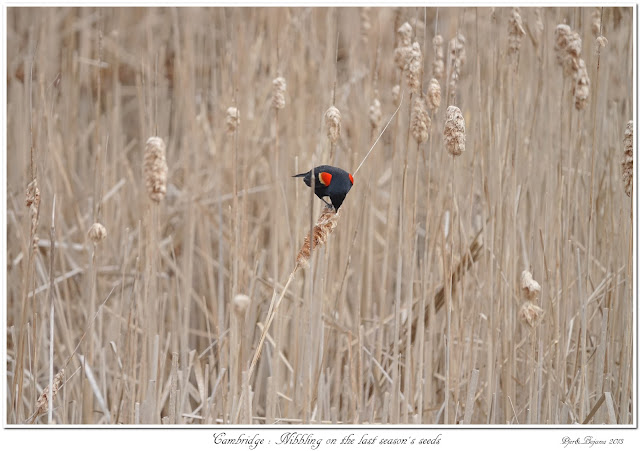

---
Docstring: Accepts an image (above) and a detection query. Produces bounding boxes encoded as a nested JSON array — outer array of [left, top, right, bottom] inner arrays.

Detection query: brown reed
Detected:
[[411, 95, 431, 144]]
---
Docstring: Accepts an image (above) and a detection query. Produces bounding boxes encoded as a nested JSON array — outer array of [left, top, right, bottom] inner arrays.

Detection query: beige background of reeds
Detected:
[[5, 7, 634, 425]]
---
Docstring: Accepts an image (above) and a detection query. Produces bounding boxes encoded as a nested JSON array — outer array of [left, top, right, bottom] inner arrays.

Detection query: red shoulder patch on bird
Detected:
[[319, 172, 332, 186], [349, 173, 354, 184]]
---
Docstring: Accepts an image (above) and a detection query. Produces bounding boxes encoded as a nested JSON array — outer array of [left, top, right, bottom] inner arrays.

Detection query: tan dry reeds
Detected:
[[369, 95, 382, 130]]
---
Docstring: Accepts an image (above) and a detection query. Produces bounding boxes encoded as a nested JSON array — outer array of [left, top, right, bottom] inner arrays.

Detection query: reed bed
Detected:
[[5, 7, 634, 425]]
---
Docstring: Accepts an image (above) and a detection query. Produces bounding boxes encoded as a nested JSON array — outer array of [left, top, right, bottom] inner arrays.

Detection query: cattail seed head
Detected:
[[407, 42, 424, 94], [426, 78, 441, 112], [233, 294, 251, 317], [30, 369, 64, 423], [432, 35, 445, 80], [360, 7, 371, 43], [521, 270, 541, 301], [144, 137, 168, 203], [508, 8, 526, 59], [25, 178, 40, 209], [532, 8, 544, 46], [295, 207, 339, 270], [622, 120, 633, 197], [411, 95, 431, 144], [88, 222, 107, 244], [596, 36, 608, 48], [443, 106, 465, 157], [591, 8, 602, 37], [391, 85, 401, 107], [448, 33, 467, 70], [271, 76, 287, 110], [397, 22, 413, 47], [554, 24, 582, 77], [519, 301, 544, 329], [325, 106, 342, 144], [226, 106, 240, 133], [368, 96, 382, 130], [573, 59, 590, 110]]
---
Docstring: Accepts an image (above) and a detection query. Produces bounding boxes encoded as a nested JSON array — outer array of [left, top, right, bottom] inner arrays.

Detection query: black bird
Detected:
[[293, 165, 354, 212]]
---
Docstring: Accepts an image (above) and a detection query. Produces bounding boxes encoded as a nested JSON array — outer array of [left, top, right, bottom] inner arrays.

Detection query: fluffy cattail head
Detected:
[[407, 42, 424, 94], [144, 136, 168, 203], [391, 85, 401, 107], [448, 33, 466, 70], [411, 95, 431, 144], [521, 270, 541, 301], [573, 59, 590, 110], [519, 301, 544, 328], [88, 222, 107, 244], [368, 96, 382, 130], [226, 106, 240, 133], [397, 22, 413, 47], [554, 24, 582, 77], [508, 8, 526, 59], [295, 207, 339, 270], [432, 35, 445, 80], [272, 77, 287, 110], [622, 120, 633, 197], [29, 369, 64, 423], [591, 8, 602, 37], [325, 106, 342, 144], [443, 106, 465, 157], [233, 294, 251, 317], [360, 7, 371, 43], [426, 78, 441, 112]]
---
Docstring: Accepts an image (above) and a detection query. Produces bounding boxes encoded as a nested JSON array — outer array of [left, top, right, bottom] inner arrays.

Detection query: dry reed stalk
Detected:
[[432, 35, 445, 80], [443, 105, 465, 156], [426, 78, 441, 112], [622, 120, 633, 197], [325, 106, 342, 144], [410, 95, 431, 144], [143, 137, 168, 203], [271, 76, 286, 110], [27, 369, 64, 423]]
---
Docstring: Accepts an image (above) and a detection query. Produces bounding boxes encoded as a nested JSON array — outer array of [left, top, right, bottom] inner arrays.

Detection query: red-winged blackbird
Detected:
[[293, 165, 354, 212]]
